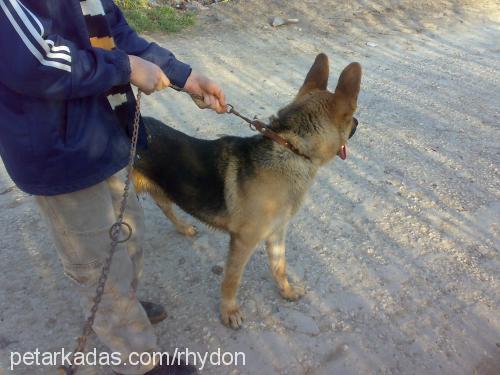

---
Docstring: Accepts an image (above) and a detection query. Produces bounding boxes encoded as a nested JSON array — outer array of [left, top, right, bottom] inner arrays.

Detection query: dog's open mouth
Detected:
[[338, 145, 348, 160]]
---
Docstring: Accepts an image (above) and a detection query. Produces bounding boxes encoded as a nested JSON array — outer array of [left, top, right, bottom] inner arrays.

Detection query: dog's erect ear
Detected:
[[335, 62, 362, 109], [297, 53, 330, 97]]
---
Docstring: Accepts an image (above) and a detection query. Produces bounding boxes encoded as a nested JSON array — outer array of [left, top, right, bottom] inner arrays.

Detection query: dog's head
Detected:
[[274, 54, 361, 165]]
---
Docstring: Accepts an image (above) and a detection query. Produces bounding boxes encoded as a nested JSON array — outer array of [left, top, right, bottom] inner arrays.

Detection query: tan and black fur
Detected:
[[133, 54, 362, 328]]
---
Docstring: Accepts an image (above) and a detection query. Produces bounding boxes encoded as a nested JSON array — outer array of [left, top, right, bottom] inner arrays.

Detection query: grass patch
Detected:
[[116, 1, 195, 33]]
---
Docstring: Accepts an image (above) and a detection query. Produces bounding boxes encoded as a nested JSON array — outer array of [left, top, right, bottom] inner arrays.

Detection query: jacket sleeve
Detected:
[[0, 0, 131, 100], [106, 1, 192, 88]]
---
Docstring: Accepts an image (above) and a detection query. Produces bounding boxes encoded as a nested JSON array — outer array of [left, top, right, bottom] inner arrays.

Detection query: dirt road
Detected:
[[0, 1, 499, 374]]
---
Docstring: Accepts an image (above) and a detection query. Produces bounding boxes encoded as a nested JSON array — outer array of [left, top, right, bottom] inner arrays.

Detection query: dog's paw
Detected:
[[280, 284, 305, 301], [220, 304, 244, 329], [177, 224, 198, 237]]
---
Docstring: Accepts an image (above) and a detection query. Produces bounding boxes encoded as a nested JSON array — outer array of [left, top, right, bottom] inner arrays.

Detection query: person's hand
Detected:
[[128, 55, 170, 95], [184, 72, 227, 113]]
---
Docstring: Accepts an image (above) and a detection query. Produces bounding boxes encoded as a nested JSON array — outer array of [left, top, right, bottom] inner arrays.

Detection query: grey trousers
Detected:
[[36, 169, 158, 374]]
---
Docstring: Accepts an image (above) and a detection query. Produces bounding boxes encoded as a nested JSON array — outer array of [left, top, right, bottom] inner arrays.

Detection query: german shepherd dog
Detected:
[[133, 54, 362, 328]]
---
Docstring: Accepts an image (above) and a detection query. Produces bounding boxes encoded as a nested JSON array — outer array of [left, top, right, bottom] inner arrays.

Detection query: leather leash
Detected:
[[170, 85, 311, 161]]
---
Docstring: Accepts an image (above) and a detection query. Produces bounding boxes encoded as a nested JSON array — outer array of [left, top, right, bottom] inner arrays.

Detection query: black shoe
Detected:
[[140, 301, 167, 325], [145, 357, 198, 375]]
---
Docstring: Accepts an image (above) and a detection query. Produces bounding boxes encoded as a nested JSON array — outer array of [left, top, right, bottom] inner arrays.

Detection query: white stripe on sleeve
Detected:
[[46, 40, 71, 54], [18, 1, 71, 55], [0, 0, 71, 72], [10, 0, 72, 63]]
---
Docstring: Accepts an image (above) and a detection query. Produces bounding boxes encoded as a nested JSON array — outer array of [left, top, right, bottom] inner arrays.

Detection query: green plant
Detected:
[[115, 0, 149, 10], [115, 1, 195, 33]]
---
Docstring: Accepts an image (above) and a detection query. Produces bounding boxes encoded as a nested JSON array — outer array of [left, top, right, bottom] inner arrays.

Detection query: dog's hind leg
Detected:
[[149, 189, 197, 237], [220, 233, 260, 329], [132, 170, 197, 237], [266, 225, 304, 301]]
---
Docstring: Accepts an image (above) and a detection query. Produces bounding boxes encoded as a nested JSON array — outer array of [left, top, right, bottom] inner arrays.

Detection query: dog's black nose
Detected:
[[349, 117, 358, 139]]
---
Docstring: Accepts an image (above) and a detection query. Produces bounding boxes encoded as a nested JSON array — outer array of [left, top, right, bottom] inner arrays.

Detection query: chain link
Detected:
[[60, 91, 143, 375]]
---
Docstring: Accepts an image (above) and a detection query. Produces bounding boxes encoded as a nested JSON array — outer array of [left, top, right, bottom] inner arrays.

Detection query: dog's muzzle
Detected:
[[349, 117, 359, 139]]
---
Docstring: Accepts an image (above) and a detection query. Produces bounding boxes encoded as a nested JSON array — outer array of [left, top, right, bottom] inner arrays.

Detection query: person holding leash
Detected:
[[0, 0, 226, 373]]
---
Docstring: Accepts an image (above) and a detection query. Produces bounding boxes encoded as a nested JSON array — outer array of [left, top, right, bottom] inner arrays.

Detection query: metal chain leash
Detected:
[[60, 90, 143, 375]]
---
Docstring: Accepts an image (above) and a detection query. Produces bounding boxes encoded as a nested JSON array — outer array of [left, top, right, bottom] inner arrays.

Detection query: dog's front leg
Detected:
[[266, 225, 304, 301], [220, 233, 259, 329]]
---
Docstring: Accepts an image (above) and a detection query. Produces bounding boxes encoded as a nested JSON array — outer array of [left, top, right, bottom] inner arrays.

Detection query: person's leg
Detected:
[[106, 170, 167, 325], [106, 169, 145, 292], [36, 169, 157, 375]]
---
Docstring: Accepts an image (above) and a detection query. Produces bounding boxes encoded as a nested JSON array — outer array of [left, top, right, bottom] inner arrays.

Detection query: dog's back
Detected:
[[134, 116, 226, 220], [134, 116, 266, 226]]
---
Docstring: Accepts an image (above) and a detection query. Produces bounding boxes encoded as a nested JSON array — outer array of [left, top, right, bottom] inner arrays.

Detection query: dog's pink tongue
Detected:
[[339, 145, 348, 160]]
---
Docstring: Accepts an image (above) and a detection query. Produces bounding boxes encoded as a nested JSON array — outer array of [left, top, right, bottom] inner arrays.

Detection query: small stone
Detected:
[[269, 16, 299, 27], [211, 265, 224, 275], [270, 16, 286, 27]]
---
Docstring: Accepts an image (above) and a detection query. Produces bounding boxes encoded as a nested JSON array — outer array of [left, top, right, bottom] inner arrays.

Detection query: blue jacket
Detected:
[[0, 0, 191, 195]]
